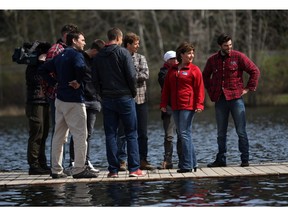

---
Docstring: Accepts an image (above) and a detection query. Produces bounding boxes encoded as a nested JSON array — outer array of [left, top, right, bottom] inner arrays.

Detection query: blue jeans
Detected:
[[173, 110, 197, 169], [102, 96, 140, 173], [117, 102, 148, 162], [215, 95, 249, 163]]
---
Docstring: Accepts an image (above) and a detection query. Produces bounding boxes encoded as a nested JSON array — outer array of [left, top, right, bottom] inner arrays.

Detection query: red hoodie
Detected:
[[160, 62, 205, 111]]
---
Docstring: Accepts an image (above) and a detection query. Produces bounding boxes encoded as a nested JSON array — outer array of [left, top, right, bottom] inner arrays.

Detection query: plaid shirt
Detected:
[[132, 52, 149, 104], [42, 41, 66, 100], [202, 50, 260, 102]]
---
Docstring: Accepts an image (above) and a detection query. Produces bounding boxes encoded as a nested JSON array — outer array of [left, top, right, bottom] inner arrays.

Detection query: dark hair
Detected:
[[176, 42, 195, 63], [217, 33, 232, 45], [123, 32, 140, 48], [90, 39, 105, 51], [107, 27, 122, 41], [61, 24, 78, 35], [66, 31, 84, 46]]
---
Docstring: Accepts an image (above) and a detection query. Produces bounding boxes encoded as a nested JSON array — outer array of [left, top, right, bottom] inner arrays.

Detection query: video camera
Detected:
[[12, 41, 51, 65]]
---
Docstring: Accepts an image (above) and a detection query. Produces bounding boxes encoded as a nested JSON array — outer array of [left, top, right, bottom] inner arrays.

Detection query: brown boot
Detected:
[[140, 159, 155, 170], [119, 161, 127, 171], [159, 161, 173, 169]]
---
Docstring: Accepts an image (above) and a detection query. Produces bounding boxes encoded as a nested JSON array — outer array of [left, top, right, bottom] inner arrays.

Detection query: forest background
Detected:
[[0, 10, 288, 115]]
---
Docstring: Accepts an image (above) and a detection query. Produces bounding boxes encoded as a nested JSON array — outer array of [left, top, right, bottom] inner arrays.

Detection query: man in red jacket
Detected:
[[202, 33, 260, 168]]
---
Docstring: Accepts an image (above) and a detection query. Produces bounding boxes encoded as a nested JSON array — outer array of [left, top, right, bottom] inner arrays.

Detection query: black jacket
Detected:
[[92, 44, 137, 98], [25, 63, 48, 104], [82, 51, 100, 101]]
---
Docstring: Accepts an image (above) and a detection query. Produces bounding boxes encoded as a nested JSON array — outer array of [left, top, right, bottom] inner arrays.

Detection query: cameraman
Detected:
[[25, 42, 52, 175]]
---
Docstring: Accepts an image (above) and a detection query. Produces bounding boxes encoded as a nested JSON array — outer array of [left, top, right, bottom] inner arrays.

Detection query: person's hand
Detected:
[[69, 80, 80, 89], [195, 109, 203, 113], [242, 88, 249, 96], [160, 107, 167, 113]]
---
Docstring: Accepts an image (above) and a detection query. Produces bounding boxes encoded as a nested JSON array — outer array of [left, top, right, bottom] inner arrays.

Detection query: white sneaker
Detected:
[[87, 161, 100, 173]]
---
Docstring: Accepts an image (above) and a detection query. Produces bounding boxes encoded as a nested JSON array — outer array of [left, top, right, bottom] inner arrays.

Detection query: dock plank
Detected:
[[1, 163, 288, 186]]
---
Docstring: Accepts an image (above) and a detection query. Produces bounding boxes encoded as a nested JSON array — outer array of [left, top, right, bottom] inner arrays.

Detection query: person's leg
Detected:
[[136, 102, 153, 170], [102, 98, 120, 174], [118, 97, 140, 173], [85, 108, 97, 163], [136, 102, 148, 161], [39, 104, 50, 169], [26, 104, 45, 171], [174, 110, 195, 170], [69, 137, 75, 166], [229, 97, 249, 164], [161, 112, 174, 168], [214, 95, 230, 164], [65, 102, 87, 175], [51, 99, 69, 174], [117, 120, 127, 163]]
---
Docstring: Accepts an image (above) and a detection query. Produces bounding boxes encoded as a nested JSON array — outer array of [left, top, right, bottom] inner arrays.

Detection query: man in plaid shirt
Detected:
[[203, 33, 260, 168]]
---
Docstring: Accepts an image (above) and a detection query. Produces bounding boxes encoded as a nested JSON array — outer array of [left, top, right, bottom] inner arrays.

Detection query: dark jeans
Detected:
[[215, 95, 249, 163], [25, 103, 50, 168], [117, 102, 148, 162], [102, 96, 140, 173]]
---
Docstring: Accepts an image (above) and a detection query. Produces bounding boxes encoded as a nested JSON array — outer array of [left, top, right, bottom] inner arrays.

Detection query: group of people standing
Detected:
[[24, 23, 260, 179]]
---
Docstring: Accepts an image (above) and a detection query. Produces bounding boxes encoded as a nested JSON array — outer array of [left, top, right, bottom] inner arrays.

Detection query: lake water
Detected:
[[0, 106, 288, 208]]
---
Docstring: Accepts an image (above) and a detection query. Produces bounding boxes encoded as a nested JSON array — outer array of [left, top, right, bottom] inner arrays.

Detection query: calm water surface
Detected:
[[0, 106, 287, 207]]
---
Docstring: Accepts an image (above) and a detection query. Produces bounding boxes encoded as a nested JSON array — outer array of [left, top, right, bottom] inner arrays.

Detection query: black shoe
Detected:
[[29, 167, 51, 175], [51, 173, 67, 179], [207, 161, 227, 167], [194, 167, 197, 172], [240, 161, 249, 167], [73, 167, 99, 179], [177, 169, 192, 173]]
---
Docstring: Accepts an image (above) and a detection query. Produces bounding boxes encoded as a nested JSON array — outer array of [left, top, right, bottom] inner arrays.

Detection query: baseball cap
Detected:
[[163, 51, 176, 62]]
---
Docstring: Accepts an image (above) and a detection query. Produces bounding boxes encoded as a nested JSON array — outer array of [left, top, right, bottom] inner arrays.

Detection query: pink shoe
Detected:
[[129, 169, 146, 177]]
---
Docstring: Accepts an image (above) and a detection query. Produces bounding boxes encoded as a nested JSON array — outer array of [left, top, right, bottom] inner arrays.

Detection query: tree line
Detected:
[[1, 10, 288, 110]]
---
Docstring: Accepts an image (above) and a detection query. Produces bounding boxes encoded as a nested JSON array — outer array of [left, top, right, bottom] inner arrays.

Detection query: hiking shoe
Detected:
[[51, 173, 67, 179], [73, 167, 99, 179], [158, 161, 173, 169], [29, 167, 51, 175], [119, 161, 127, 171], [140, 159, 155, 170], [63, 166, 73, 176], [207, 161, 227, 167], [107, 172, 119, 178], [87, 161, 100, 173], [129, 169, 146, 177], [240, 161, 249, 167]]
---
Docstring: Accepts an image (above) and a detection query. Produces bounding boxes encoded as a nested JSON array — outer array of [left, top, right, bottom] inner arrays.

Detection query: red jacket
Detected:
[[160, 63, 205, 111]]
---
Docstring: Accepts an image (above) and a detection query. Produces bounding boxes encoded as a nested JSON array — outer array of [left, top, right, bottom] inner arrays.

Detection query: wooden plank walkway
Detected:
[[1, 162, 288, 187]]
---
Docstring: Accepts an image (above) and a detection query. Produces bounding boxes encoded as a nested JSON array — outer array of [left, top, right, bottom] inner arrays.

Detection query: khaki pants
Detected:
[[51, 99, 87, 175]]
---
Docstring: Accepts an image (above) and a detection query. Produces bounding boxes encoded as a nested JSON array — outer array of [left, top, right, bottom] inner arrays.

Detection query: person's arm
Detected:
[[240, 53, 261, 92], [37, 59, 57, 87], [136, 54, 149, 82]]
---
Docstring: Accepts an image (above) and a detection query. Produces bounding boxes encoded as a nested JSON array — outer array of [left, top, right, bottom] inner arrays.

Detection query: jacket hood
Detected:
[[98, 44, 119, 57]]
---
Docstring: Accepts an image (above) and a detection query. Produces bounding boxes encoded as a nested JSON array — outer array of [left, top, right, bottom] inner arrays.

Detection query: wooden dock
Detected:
[[1, 162, 288, 187]]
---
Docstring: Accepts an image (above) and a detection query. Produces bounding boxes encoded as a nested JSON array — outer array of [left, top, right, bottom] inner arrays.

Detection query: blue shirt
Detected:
[[39, 47, 87, 103]]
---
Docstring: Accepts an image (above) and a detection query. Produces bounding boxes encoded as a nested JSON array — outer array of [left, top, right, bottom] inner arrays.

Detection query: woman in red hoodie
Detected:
[[160, 42, 205, 173]]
